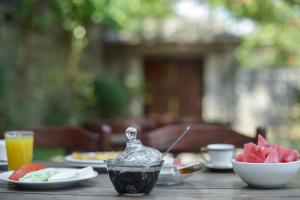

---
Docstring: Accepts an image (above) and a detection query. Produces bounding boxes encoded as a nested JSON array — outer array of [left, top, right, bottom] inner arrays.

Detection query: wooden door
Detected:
[[144, 57, 203, 118]]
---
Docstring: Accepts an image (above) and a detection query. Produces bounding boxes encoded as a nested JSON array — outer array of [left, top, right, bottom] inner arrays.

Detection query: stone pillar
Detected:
[[202, 48, 237, 123]]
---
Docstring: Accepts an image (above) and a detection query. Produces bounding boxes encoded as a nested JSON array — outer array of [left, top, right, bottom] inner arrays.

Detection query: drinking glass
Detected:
[[5, 131, 34, 170]]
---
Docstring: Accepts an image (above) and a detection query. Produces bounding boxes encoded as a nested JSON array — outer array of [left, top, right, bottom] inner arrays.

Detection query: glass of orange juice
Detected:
[[5, 131, 34, 170]]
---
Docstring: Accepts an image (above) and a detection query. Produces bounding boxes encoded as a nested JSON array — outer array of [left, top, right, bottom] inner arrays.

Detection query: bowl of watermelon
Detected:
[[233, 135, 300, 188]]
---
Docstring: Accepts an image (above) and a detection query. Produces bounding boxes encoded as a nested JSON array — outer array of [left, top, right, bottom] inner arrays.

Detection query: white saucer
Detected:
[[205, 162, 233, 170], [0, 161, 7, 169]]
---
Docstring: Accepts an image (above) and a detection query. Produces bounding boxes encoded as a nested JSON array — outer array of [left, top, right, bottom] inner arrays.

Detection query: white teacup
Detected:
[[206, 144, 235, 167], [0, 140, 7, 162]]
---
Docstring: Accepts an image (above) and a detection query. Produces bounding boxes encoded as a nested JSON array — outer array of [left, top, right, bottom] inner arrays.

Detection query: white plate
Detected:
[[64, 153, 105, 164], [157, 167, 193, 185], [64, 153, 108, 172], [65, 161, 107, 172], [0, 168, 98, 189], [205, 162, 233, 170]]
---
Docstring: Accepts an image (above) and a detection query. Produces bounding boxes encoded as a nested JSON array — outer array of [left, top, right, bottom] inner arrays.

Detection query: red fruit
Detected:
[[270, 144, 295, 162], [264, 149, 280, 163], [243, 152, 264, 163], [238, 134, 299, 163], [262, 146, 273, 157], [281, 149, 299, 163], [235, 153, 244, 162], [244, 142, 256, 153], [244, 143, 265, 160], [257, 134, 268, 148], [282, 150, 294, 162], [9, 163, 46, 181]]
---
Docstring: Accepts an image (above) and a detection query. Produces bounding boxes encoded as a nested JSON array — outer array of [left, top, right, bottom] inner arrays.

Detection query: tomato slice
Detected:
[[9, 163, 46, 181]]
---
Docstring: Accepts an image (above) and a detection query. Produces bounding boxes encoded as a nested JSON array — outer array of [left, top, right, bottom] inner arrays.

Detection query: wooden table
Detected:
[[1, 163, 300, 200]]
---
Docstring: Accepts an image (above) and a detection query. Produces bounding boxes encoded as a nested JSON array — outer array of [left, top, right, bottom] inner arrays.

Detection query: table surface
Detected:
[[0, 162, 300, 200]]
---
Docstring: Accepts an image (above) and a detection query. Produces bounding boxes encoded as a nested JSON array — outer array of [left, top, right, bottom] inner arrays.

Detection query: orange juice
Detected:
[[5, 131, 34, 170]]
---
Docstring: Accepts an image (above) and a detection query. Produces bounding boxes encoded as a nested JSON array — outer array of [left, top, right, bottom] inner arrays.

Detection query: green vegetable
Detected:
[[19, 168, 59, 182]]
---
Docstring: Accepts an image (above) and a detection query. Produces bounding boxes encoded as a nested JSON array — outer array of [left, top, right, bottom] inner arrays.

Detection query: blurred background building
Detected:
[[0, 0, 300, 146]]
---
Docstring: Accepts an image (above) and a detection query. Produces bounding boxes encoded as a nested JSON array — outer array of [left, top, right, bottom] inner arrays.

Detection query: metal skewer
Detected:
[[162, 126, 191, 158]]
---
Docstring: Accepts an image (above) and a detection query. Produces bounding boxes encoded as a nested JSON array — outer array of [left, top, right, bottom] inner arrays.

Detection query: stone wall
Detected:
[[202, 56, 300, 141], [202, 48, 237, 123], [233, 69, 300, 139]]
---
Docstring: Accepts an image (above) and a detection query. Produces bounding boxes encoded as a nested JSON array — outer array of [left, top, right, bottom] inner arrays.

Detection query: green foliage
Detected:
[[0, 63, 5, 95], [0, 62, 6, 135], [209, 0, 289, 23], [0, 0, 171, 132], [94, 74, 129, 118], [16, 0, 172, 32], [33, 148, 65, 161], [208, 0, 300, 67]]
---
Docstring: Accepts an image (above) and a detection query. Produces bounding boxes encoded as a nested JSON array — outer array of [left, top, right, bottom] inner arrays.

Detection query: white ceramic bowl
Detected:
[[232, 159, 300, 188]]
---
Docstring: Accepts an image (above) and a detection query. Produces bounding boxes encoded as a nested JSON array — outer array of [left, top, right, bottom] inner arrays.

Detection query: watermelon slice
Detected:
[[243, 152, 264, 163], [235, 153, 244, 162], [244, 142, 265, 161], [273, 145, 299, 163], [258, 134, 268, 148], [235, 135, 299, 163], [264, 149, 280, 163], [281, 149, 299, 163]]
